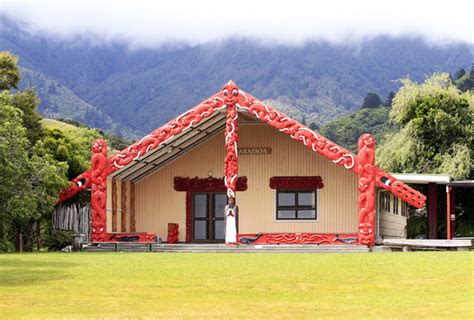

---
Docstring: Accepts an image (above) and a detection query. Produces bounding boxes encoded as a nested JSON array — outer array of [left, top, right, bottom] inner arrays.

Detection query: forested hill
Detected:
[[1, 16, 472, 138]]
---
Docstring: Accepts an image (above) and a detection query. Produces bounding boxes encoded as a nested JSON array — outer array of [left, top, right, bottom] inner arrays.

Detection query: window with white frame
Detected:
[[276, 190, 318, 220]]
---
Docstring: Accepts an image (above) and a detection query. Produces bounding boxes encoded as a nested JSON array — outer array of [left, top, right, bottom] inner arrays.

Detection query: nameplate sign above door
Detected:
[[238, 147, 272, 155]]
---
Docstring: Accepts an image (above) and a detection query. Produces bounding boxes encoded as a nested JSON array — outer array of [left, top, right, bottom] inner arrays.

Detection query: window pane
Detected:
[[298, 210, 316, 219], [214, 220, 225, 240], [277, 210, 296, 219], [194, 221, 207, 240], [194, 194, 207, 218], [278, 192, 295, 206], [298, 192, 315, 206], [214, 194, 227, 218]]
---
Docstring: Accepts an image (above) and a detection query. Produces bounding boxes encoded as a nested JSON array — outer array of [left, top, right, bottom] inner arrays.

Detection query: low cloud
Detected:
[[2, 0, 473, 47]]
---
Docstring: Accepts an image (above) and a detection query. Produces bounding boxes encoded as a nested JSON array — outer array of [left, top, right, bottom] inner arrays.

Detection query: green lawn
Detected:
[[0, 252, 472, 319]]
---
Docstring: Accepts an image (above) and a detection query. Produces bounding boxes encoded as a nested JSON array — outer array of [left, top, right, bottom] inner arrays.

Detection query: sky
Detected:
[[1, 0, 473, 47]]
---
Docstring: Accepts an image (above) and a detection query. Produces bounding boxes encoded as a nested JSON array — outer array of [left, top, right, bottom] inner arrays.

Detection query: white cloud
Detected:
[[2, 0, 473, 47]]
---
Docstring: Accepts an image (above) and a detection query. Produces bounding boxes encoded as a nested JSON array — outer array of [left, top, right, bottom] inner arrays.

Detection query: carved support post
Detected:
[[130, 182, 136, 232], [358, 134, 375, 246], [185, 192, 193, 243], [91, 139, 108, 242], [112, 179, 118, 232], [428, 182, 438, 239], [121, 180, 127, 232], [223, 82, 239, 200]]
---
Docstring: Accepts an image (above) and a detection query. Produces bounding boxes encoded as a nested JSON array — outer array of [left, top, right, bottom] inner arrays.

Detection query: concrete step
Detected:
[[155, 249, 369, 253], [382, 239, 473, 248], [154, 244, 369, 253], [83, 243, 369, 253]]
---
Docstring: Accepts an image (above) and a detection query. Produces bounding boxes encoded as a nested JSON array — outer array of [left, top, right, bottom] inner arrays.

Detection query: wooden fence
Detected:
[[53, 203, 91, 242]]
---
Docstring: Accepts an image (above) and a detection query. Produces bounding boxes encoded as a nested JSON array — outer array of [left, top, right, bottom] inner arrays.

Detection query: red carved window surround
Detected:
[[269, 176, 324, 190]]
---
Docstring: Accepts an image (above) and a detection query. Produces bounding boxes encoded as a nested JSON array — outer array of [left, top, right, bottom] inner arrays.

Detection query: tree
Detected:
[[455, 66, 474, 92], [12, 89, 44, 144], [384, 91, 395, 107], [0, 52, 69, 251], [361, 92, 382, 109], [42, 127, 100, 180], [309, 122, 319, 131], [301, 114, 307, 126], [0, 93, 68, 250], [454, 68, 466, 80], [320, 107, 394, 153], [378, 73, 473, 180], [378, 73, 474, 237], [0, 51, 20, 90]]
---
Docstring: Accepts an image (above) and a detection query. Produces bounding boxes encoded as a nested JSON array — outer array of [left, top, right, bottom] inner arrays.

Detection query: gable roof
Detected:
[[58, 81, 426, 208]]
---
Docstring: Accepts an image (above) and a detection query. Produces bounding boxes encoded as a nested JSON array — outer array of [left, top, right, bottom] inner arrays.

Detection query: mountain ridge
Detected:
[[1, 16, 472, 138]]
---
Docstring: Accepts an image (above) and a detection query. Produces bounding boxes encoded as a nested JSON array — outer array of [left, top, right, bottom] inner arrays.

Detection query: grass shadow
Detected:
[[0, 257, 76, 287]]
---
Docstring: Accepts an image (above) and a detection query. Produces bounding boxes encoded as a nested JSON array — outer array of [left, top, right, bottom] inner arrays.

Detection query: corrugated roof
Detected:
[[391, 173, 452, 184], [110, 110, 227, 182], [447, 180, 474, 188]]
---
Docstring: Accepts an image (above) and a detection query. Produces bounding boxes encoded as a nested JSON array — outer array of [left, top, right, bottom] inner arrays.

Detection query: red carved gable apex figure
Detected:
[[222, 80, 240, 106], [58, 82, 426, 209]]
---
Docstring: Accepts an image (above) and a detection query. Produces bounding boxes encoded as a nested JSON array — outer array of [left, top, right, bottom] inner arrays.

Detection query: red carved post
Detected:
[[223, 81, 239, 199], [185, 192, 193, 243], [91, 139, 108, 242], [358, 134, 376, 246]]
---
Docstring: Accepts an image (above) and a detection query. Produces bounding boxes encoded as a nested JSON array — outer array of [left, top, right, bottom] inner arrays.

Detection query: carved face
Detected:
[[58, 170, 92, 203], [222, 81, 239, 106], [362, 134, 375, 148], [91, 222, 106, 234], [92, 140, 106, 154]]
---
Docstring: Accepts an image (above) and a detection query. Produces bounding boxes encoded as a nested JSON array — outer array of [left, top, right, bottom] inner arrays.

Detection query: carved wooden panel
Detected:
[[112, 179, 117, 232], [121, 180, 127, 232], [130, 182, 136, 232]]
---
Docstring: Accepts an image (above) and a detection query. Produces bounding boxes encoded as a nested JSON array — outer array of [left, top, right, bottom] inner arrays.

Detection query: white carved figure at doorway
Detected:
[[225, 197, 238, 244]]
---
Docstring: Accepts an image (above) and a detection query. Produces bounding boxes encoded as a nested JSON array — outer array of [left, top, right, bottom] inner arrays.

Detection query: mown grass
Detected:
[[0, 252, 472, 319]]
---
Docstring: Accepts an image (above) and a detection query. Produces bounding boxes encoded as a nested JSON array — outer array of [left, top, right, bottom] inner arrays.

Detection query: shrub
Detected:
[[45, 230, 74, 251], [0, 239, 15, 253]]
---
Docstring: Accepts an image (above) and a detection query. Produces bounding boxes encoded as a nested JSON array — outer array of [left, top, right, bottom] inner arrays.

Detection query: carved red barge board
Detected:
[[237, 233, 359, 245]]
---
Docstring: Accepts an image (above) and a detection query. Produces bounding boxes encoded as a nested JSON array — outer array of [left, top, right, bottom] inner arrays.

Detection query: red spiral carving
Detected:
[[236, 92, 357, 172], [237, 233, 359, 245], [223, 81, 239, 199], [265, 233, 331, 244]]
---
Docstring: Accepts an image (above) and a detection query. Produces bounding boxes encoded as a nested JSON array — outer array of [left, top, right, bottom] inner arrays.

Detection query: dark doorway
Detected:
[[192, 193, 226, 242]]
